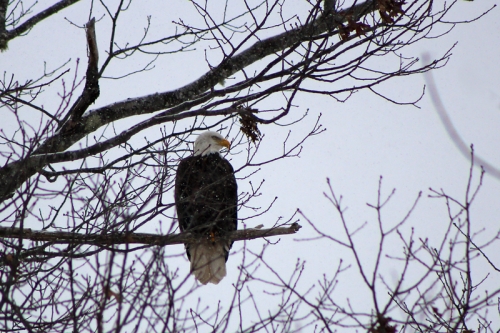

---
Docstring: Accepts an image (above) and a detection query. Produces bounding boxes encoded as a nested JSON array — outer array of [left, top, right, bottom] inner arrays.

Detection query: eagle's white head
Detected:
[[194, 131, 231, 156]]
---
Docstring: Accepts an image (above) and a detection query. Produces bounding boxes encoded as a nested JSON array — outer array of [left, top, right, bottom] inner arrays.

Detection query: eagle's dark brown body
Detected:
[[174, 152, 237, 284]]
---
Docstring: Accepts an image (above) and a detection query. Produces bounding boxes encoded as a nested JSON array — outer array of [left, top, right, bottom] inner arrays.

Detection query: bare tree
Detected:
[[0, 0, 497, 332], [296, 148, 500, 333]]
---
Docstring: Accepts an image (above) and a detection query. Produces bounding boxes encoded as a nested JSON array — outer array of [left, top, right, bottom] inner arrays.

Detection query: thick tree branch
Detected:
[[0, 0, 7, 50], [0, 0, 377, 201], [73, 0, 375, 128], [0, 223, 301, 247]]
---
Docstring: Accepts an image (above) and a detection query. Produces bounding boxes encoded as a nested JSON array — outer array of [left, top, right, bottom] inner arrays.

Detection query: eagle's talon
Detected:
[[209, 231, 216, 243]]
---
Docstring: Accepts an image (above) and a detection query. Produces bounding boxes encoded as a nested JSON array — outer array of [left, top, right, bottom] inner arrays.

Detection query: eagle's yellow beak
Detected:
[[218, 138, 231, 150]]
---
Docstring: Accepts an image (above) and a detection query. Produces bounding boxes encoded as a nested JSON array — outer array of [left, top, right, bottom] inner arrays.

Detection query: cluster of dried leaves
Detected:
[[337, 0, 405, 40], [238, 106, 262, 143], [378, 0, 406, 24]]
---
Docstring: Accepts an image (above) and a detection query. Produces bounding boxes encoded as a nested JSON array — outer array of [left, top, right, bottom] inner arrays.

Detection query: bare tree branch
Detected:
[[423, 59, 500, 180], [0, 0, 434, 201], [0, 223, 301, 249]]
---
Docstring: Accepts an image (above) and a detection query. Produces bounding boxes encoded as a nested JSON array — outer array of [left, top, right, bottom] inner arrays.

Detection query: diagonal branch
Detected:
[[72, 0, 375, 128], [0, 0, 377, 202], [424, 66, 500, 180], [50, 0, 375, 144]]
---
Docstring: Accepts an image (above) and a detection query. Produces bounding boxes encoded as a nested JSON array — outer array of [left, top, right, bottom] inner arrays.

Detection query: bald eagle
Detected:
[[174, 131, 238, 284]]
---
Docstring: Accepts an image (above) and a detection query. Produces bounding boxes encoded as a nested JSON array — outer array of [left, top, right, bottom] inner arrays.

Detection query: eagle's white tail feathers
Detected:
[[189, 240, 227, 285]]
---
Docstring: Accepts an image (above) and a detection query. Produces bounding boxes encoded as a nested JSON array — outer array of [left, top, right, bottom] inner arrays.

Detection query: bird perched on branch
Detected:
[[174, 131, 238, 284]]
